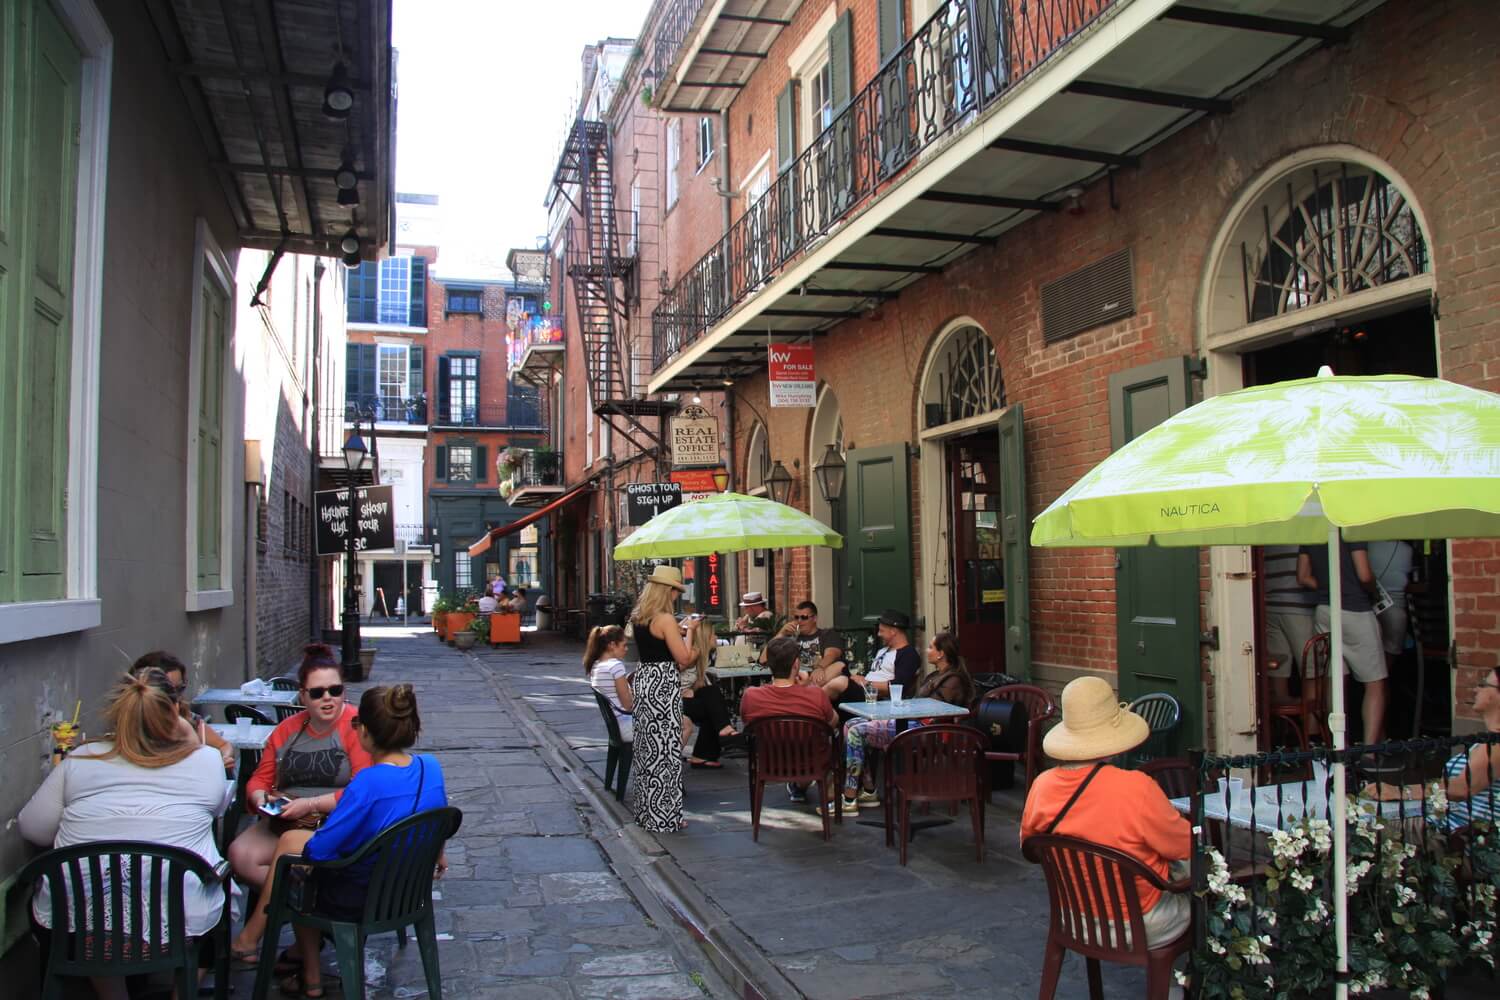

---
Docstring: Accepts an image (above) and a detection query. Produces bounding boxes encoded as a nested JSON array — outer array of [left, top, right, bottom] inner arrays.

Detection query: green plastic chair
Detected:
[[13, 840, 230, 1000], [251, 806, 463, 999]]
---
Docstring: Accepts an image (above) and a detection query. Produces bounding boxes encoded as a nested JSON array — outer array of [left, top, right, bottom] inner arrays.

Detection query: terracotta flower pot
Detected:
[[432, 611, 448, 639], [445, 612, 475, 645]]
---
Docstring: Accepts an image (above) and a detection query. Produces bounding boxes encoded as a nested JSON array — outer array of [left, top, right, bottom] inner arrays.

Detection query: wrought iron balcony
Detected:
[[649, 0, 801, 114], [346, 394, 428, 426], [652, 0, 1116, 369], [430, 399, 545, 431], [503, 449, 566, 508], [508, 314, 566, 385]]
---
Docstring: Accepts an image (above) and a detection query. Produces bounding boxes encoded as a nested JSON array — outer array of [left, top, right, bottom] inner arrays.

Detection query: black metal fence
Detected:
[[347, 394, 427, 424], [651, 0, 1116, 368], [1184, 734, 1499, 996]]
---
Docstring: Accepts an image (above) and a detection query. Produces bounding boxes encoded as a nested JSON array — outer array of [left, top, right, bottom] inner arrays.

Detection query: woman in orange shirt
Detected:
[[1019, 676, 1191, 949]]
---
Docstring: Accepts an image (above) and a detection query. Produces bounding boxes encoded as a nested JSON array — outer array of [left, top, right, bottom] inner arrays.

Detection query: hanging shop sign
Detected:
[[692, 553, 725, 615], [625, 482, 683, 525], [670, 404, 721, 467], [315, 485, 396, 555], [669, 467, 727, 503], [768, 342, 816, 407]]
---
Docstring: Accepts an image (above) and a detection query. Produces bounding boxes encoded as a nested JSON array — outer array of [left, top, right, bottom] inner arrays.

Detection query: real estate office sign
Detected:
[[316, 485, 396, 555], [670, 404, 720, 467]]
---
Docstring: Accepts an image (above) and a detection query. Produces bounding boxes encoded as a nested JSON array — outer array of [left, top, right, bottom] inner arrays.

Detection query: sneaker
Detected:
[[857, 789, 881, 807], [840, 796, 860, 814], [786, 783, 808, 803]]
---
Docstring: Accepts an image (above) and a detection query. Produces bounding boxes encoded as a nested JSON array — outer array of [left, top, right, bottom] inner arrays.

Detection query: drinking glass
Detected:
[[864, 681, 878, 706], [889, 683, 904, 704]]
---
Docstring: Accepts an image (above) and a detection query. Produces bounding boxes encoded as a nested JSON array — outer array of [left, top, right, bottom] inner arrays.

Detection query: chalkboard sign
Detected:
[[316, 485, 396, 555], [626, 482, 683, 526]]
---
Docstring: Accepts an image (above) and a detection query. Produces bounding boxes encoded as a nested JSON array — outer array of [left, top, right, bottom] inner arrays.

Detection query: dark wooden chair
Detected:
[[1022, 834, 1192, 999], [591, 690, 633, 802], [252, 806, 463, 1000], [883, 725, 988, 865], [223, 703, 275, 726], [14, 841, 231, 1000], [981, 683, 1057, 791], [745, 716, 842, 841], [1126, 693, 1181, 762], [1269, 632, 1330, 751]]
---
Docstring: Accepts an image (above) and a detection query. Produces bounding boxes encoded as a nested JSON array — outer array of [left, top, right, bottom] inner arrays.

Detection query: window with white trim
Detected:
[[454, 552, 472, 590], [376, 344, 409, 416], [186, 219, 236, 609], [806, 59, 834, 142], [697, 116, 715, 170], [448, 444, 475, 483], [628, 179, 641, 256], [666, 118, 681, 209], [377, 256, 410, 325]]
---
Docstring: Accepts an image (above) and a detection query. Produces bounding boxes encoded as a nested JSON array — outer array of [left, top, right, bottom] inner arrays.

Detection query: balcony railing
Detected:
[[653, 0, 1115, 368], [346, 394, 428, 425], [513, 450, 563, 489], [430, 398, 546, 430], [506, 314, 566, 378], [650, 0, 704, 99]]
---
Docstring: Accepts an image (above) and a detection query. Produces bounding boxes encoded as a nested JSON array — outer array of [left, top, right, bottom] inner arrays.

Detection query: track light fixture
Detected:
[[692, 385, 703, 405], [322, 61, 354, 119], [334, 149, 358, 191], [339, 228, 360, 256], [337, 184, 359, 207], [341, 249, 361, 268]]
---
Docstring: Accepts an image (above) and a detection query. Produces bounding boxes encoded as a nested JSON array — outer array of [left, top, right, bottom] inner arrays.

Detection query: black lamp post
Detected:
[[812, 444, 846, 508], [765, 461, 793, 613], [766, 460, 792, 504], [341, 423, 370, 676]]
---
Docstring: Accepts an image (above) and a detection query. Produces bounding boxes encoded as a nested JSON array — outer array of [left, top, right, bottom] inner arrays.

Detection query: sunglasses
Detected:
[[305, 684, 345, 700], [793, 614, 814, 621]]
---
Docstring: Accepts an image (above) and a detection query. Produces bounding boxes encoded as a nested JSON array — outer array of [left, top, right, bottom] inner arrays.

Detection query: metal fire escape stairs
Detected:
[[553, 119, 673, 458]]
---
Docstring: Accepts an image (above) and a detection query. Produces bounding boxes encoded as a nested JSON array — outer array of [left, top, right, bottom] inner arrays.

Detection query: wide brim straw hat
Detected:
[[645, 565, 686, 591], [1042, 676, 1150, 761]]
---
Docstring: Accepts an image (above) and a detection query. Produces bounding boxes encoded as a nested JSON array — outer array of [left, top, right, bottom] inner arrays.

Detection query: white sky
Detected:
[[393, 0, 654, 272]]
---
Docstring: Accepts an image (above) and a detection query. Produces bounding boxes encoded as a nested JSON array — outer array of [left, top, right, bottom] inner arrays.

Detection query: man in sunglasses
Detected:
[[761, 601, 849, 701]]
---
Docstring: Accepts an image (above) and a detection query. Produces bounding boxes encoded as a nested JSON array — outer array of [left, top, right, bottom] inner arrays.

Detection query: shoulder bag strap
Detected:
[[1044, 763, 1106, 835]]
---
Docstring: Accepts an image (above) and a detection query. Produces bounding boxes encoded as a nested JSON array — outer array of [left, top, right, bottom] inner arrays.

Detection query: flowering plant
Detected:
[[1189, 785, 1497, 998]]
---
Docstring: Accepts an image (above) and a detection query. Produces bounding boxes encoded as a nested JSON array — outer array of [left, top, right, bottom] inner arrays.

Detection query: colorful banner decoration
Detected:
[[768, 342, 815, 407], [506, 313, 564, 377]]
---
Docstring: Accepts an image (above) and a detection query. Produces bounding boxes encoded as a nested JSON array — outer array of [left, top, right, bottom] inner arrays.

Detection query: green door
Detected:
[[997, 404, 1031, 679], [1110, 358, 1201, 750], [840, 444, 911, 629]]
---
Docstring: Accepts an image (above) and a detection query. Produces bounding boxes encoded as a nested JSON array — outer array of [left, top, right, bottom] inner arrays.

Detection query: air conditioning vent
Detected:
[[1040, 247, 1134, 345]]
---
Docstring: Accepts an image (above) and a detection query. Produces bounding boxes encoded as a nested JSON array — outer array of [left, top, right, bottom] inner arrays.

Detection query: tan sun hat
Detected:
[[644, 565, 686, 591], [1042, 676, 1151, 762]]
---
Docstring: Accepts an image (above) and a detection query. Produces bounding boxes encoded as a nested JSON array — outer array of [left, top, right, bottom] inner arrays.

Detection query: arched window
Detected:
[[923, 325, 1005, 429], [745, 423, 769, 493], [1242, 162, 1428, 323]]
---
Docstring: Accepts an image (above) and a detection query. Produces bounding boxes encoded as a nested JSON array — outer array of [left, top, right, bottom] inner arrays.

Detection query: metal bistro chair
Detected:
[[268, 676, 300, 692], [591, 690, 633, 802], [745, 716, 842, 841], [1126, 693, 1182, 764], [883, 725, 989, 866], [15, 841, 231, 1000], [1022, 834, 1193, 1000], [252, 807, 463, 1000], [981, 683, 1057, 792], [1268, 631, 1331, 752], [223, 703, 276, 727]]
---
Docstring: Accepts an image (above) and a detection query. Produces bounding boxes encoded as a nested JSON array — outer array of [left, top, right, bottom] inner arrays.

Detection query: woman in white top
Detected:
[[585, 625, 634, 741], [19, 669, 234, 1000]]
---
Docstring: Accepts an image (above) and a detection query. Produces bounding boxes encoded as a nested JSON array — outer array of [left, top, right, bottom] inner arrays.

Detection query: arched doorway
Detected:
[[1199, 147, 1443, 752], [809, 386, 844, 623], [743, 422, 770, 601], [916, 321, 1020, 677]]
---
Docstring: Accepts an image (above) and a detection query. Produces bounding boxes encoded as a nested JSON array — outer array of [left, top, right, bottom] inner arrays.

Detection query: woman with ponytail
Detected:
[[19, 670, 234, 999], [278, 684, 449, 998], [585, 625, 634, 741]]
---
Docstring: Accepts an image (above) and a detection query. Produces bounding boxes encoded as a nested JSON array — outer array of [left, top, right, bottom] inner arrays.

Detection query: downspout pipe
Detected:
[[310, 259, 326, 640]]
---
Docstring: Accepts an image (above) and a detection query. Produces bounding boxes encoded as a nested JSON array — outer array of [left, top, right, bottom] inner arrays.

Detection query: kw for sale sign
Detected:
[[768, 342, 815, 407]]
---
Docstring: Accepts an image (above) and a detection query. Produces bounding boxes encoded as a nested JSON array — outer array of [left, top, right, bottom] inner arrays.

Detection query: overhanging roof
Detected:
[[651, 0, 804, 114], [649, 0, 1384, 393], [468, 484, 591, 557], [145, 0, 396, 259]]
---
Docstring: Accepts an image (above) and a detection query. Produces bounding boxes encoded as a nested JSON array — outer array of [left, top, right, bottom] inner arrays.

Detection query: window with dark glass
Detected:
[[448, 445, 475, 482], [440, 354, 479, 425], [446, 286, 483, 316]]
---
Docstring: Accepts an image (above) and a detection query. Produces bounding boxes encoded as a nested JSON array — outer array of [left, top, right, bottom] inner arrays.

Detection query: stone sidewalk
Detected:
[[473, 630, 1150, 1000], [233, 625, 728, 1000]]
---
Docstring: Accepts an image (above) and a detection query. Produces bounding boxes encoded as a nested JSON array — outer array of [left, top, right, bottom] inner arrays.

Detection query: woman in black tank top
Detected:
[[627, 566, 703, 833]]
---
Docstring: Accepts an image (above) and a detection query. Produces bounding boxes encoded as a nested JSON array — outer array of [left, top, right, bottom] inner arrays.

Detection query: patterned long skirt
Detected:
[[630, 659, 685, 833]]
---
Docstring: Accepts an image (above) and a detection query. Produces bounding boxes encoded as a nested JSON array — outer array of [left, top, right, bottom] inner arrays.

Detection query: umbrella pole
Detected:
[[1327, 525, 1349, 1000]]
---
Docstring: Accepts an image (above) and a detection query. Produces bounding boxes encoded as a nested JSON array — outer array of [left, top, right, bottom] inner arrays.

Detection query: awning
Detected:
[[467, 484, 591, 557]]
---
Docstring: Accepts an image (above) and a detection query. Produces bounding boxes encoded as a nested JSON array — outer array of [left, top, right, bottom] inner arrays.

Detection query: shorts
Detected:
[[1265, 611, 1317, 678], [1378, 605, 1409, 656], [308, 869, 368, 921], [1314, 606, 1387, 682]]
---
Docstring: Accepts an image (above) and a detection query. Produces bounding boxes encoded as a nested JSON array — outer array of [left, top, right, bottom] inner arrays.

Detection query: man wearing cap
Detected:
[[1020, 677, 1191, 950], [850, 609, 920, 701], [735, 592, 774, 634]]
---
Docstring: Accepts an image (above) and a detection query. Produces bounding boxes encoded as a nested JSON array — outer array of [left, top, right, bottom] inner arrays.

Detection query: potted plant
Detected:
[[431, 593, 455, 640], [454, 618, 480, 650], [467, 615, 489, 648], [445, 593, 478, 646]]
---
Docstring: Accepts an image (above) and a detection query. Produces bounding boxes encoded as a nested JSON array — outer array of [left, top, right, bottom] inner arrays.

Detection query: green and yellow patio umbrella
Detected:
[[1031, 367, 1500, 999], [612, 491, 842, 560]]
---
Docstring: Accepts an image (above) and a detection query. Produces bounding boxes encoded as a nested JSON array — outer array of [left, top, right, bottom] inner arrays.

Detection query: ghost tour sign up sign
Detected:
[[316, 485, 396, 555], [626, 482, 683, 526]]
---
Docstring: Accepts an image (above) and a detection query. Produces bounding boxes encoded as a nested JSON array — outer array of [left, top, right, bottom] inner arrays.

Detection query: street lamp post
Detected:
[[765, 460, 793, 614], [813, 445, 846, 621], [341, 423, 370, 677]]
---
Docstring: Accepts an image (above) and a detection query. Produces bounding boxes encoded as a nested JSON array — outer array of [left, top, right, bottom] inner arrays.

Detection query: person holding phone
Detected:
[[228, 644, 372, 968], [626, 566, 701, 833]]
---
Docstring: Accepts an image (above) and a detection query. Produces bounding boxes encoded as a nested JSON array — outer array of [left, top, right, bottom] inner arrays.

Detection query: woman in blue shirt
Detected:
[[284, 684, 448, 998]]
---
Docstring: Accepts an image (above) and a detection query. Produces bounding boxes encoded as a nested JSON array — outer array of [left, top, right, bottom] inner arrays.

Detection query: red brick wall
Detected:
[[719, 0, 1500, 719]]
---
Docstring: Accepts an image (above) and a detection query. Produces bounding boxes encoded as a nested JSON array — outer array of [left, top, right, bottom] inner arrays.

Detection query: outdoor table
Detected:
[[192, 687, 300, 722], [708, 665, 771, 729], [209, 721, 277, 751], [839, 699, 973, 835], [1169, 769, 1427, 836]]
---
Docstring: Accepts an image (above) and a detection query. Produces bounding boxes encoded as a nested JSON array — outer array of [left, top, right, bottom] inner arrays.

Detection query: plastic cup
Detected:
[[889, 683, 903, 704], [864, 682, 878, 706], [237, 716, 252, 734]]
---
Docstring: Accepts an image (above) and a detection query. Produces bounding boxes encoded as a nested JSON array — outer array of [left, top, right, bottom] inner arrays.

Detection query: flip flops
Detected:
[[689, 759, 723, 769]]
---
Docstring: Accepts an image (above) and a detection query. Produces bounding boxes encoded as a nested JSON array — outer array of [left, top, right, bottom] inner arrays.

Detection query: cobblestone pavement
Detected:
[[229, 626, 728, 1000]]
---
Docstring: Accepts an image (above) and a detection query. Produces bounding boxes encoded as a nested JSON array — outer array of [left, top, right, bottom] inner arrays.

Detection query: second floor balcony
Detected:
[[648, 0, 1367, 394], [650, 0, 803, 114], [501, 448, 566, 508], [508, 314, 566, 387]]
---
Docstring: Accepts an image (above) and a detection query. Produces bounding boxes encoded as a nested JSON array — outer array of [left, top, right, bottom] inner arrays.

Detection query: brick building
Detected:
[[623, 0, 1500, 750]]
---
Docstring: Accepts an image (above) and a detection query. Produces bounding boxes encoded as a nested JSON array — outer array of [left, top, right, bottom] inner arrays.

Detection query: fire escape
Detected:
[[551, 118, 674, 458]]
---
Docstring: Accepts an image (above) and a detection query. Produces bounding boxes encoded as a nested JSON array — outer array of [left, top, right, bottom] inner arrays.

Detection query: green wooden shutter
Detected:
[[828, 10, 853, 113], [997, 404, 1030, 678], [408, 344, 424, 403], [1110, 357, 1201, 751], [474, 445, 488, 484], [775, 81, 796, 172], [435, 355, 451, 423], [878, 0, 904, 61], [409, 255, 427, 327], [10, 2, 83, 601], [197, 279, 228, 589], [841, 444, 912, 628], [434, 445, 448, 480], [346, 261, 377, 323], [346, 343, 376, 410]]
